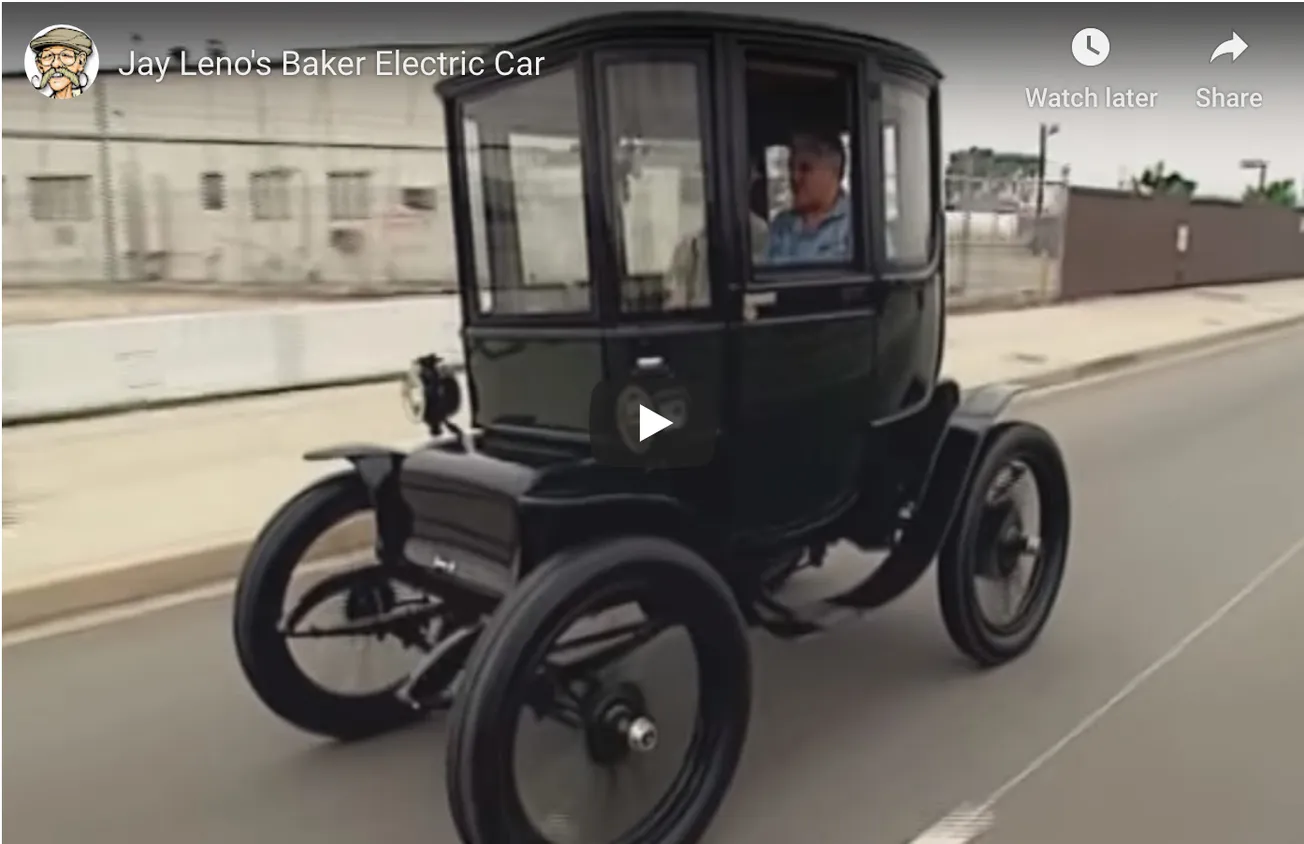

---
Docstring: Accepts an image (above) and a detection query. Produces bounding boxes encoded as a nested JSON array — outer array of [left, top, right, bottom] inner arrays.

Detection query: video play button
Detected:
[[639, 404, 674, 442], [588, 372, 717, 469]]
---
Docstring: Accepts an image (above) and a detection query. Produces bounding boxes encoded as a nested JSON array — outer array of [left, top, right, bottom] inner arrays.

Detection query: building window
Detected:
[[29, 175, 93, 221], [200, 172, 225, 211], [328, 171, 372, 220], [250, 170, 292, 220], [678, 171, 704, 205], [400, 187, 437, 211]]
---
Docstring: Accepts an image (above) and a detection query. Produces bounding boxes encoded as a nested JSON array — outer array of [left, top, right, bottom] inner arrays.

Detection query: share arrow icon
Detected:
[[1210, 31, 1248, 63]]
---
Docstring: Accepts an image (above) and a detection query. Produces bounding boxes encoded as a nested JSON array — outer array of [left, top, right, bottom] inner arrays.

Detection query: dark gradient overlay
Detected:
[[5, 4, 1301, 73], [4, 3, 1301, 193]]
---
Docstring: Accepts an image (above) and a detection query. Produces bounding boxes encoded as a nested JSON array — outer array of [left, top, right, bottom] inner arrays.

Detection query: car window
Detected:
[[604, 57, 711, 315], [743, 55, 860, 274], [882, 79, 932, 267], [462, 66, 591, 316]]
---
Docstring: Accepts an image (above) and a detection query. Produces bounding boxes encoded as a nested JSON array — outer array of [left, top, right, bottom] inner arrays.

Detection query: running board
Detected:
[[395, 622, 483, 711], [752, 546, 936, 640]]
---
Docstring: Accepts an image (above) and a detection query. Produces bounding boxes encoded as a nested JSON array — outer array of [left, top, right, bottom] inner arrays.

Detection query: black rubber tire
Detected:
[[937, 422, 1072, 667], [232, 470, 425, 741], [446, 535, 752, 844]]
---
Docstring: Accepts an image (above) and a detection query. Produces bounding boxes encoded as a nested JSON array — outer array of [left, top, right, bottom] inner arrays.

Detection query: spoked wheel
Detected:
[[233, 471, 473, 741], [937, 422, 1071, 667], [446, 536, 752, 844]]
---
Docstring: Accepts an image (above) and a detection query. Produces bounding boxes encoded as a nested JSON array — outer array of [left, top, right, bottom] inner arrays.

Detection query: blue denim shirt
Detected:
[[763, 193, 852, 266]]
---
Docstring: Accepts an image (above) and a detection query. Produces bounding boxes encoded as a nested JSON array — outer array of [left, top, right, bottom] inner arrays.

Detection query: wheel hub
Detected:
[[976, 500, 1029, 580], [343, 578, 396, 622], [993, 509, 1027, 577], [583, 682, 658, 766]]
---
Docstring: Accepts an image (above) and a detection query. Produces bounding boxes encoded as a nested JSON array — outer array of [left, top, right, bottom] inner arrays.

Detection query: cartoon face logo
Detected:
[[25, 25, 99, 100]]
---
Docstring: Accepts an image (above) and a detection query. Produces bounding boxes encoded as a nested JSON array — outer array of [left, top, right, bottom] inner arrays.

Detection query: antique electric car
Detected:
[[233, 12, 1071, 844]]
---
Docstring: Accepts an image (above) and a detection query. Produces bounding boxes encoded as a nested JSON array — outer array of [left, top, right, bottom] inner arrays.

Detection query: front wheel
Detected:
[[232, 471, 452, 740], [445, 536, 752, 844], [937, 422, 1071, 667]]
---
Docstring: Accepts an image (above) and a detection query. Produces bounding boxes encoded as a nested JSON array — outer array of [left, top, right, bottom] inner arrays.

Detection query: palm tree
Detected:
[[1242, 178, 1298, 208]]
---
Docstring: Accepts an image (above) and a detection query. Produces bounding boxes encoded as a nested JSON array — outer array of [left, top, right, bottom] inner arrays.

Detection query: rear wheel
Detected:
[[232, 471, 461, 740], [446, 536, 752, 844], [937, 423, 1071, 667]]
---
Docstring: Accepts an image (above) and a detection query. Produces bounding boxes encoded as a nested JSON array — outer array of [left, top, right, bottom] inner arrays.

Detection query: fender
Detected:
[[912, 381, 1031, 557], [828, 381, 1028, 611], [304, 443, 413, 562], [304, 444, 408, 504]]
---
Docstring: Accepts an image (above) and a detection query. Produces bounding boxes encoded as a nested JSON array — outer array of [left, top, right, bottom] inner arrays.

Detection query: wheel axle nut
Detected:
[[624, 716, 658, 753]]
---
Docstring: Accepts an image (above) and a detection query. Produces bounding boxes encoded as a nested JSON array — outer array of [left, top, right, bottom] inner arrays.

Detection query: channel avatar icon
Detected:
[[26, 25, 99, 100]]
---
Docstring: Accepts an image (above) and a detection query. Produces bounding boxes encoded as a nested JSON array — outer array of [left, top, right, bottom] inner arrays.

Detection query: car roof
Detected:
[[436, 10, 942, 101]]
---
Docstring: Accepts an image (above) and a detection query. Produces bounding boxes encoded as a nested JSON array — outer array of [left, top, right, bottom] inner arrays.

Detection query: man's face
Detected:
[[788, 138, 842, 214], [37, 46, 86, 92]]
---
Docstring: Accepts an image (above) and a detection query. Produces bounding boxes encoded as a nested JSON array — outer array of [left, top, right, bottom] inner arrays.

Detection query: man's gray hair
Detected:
[[791, 130, 846, 176]]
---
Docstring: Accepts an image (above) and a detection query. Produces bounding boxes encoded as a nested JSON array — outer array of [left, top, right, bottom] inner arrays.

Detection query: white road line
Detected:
[[906, 804, 995, 843], [924, 528, 1304, 837]]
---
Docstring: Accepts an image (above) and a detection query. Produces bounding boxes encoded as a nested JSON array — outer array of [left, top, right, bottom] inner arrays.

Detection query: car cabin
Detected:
[[436, 12, 944, 534]]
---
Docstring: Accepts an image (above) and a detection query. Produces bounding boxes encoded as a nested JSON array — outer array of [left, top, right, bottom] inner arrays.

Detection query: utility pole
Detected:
[[1034, 122, 1060, 219], [1240, 158, 1269, 193]]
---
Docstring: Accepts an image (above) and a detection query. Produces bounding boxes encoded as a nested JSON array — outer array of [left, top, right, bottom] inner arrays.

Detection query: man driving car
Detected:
[[763, 130, 851, 266]]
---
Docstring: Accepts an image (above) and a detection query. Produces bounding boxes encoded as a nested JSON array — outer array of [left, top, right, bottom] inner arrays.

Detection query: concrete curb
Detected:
[[3, 522, 375, 632], [5, 312, 1304, 632], [1012, 311, 1304, 392]]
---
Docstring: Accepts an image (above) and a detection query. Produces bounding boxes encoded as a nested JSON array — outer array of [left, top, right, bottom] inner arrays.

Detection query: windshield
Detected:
[[461, 65, 591, 316]]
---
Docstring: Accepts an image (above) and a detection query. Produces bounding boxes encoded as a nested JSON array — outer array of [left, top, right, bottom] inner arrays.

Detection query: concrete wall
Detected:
[[2, 295, 463, 421], [1059, 188, 1304, 299]]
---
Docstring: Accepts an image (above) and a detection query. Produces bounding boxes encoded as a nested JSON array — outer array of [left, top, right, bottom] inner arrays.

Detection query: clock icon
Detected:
[[1072, 28, 1110, 67]]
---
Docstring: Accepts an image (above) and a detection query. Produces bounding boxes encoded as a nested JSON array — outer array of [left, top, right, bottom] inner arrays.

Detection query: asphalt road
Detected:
[[6, 326, 1304, 844]]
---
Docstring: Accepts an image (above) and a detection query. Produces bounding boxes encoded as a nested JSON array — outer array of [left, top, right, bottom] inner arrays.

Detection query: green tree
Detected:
[[1243, 178, 1298, 208], [1132, 161, 1197, 197]]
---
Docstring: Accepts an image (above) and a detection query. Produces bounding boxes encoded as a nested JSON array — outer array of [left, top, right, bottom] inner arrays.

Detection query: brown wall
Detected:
[[1058, 187, 1304, 300]]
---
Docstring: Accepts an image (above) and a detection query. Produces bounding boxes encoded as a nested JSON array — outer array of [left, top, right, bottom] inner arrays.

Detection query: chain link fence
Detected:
[[944, 174, 1068, 307]]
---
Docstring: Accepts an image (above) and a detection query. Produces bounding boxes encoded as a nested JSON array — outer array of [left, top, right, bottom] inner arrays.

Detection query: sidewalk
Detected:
[[5, 278, 1304, 628]]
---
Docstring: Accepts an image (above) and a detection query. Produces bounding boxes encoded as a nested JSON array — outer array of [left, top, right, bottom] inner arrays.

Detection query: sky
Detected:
[[4, 2, 1301, 198]]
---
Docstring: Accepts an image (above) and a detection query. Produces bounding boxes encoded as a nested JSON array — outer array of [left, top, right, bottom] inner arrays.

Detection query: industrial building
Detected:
[[2, 45, 460, 286]]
